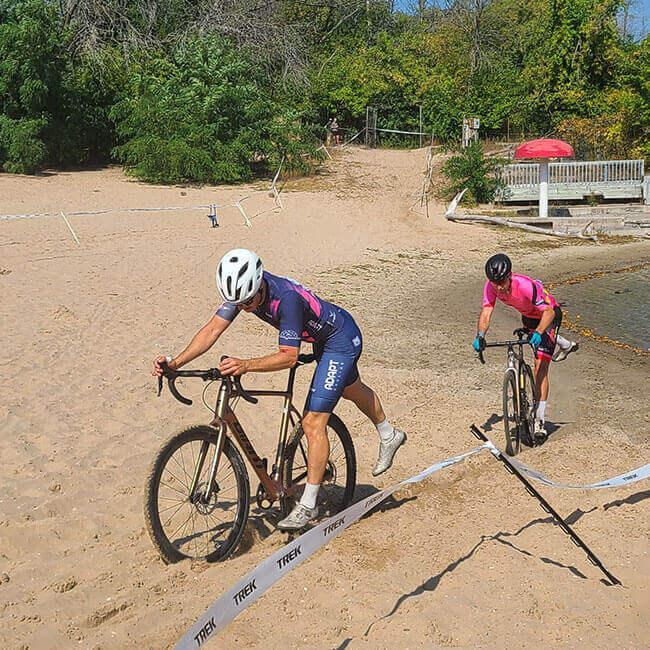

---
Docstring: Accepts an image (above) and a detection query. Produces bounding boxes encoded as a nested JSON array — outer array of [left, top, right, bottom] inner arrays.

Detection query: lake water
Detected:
[[554, 266, 650, 352]]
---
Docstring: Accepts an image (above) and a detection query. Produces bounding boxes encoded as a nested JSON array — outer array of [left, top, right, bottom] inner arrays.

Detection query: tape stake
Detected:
[[270, 156, 284, 191], [174, 444, 489, 649], [273, 187, 283, 210], [471, 425, 623, 586], [315, 144, 332, 160], [235, 201, 252, 228], [60, 211, 80, 245]]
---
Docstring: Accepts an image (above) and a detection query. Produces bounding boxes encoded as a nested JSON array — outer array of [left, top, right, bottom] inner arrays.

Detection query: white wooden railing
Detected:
[[496, 160, 645, 187]]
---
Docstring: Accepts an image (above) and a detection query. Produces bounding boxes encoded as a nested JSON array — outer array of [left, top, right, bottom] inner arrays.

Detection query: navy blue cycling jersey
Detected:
[[215, 271, 354, 348]]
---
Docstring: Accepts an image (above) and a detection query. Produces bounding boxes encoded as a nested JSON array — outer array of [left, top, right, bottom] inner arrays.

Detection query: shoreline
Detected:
[[548, 261, 650, 356]]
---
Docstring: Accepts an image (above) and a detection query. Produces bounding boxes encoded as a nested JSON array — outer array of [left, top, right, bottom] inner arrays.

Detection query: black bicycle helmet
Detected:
[[485, 253, 512, 283]]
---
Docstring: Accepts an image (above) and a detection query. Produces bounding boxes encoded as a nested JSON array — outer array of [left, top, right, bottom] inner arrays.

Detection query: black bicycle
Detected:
[[144, 353, 356, 564], [477, 328, 538, 456]]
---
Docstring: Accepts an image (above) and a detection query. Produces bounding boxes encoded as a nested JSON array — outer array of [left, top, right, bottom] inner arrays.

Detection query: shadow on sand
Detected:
[[336, 500, 633, 647]]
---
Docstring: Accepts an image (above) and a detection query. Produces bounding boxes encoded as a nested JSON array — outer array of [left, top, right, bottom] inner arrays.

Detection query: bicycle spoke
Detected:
[[162, 499, 188, 528], [171, 453, 192, 489], [159, 477, 189, 499], [159, 501, 187, 514], [168, 509, 195, 540], [161, 466, 190, 493]]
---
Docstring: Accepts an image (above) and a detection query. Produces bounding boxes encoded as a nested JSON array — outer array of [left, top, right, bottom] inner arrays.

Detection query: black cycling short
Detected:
[[521, 306, 563, 361]]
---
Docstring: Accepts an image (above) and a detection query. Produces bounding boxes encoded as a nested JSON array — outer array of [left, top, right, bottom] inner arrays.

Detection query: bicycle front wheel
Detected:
[[520, 364, 536, 446], [144, 425, 250, 564], [281, 413, 356, 518], [502, 371, 521, 455]]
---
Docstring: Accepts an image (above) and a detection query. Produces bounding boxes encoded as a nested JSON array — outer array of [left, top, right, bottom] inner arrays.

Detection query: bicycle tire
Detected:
[[281, 413, 356, 518], [520, 364, 536, 446], [502, 371, 521, 456], [144, 425, 250, 564]]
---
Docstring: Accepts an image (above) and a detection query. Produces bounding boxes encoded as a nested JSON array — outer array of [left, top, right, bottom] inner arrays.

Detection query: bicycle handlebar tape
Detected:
[[168, 375, 193, 406]]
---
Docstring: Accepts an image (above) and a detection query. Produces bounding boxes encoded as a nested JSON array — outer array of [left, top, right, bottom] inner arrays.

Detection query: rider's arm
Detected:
[[220, 291, 304, 375], [243, 346, 299, 372], [219, 345, 299, 375], [168, 314, 231, 369], [477, 306, 493, 336], [534, 305, 556, 334]]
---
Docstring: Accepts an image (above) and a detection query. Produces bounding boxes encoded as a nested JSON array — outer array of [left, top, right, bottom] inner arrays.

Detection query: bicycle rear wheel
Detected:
[[144, 425, 250, 564], [502, 371, 521, 455], [281, 414, 356, 518], [520, 364, 536, 446]]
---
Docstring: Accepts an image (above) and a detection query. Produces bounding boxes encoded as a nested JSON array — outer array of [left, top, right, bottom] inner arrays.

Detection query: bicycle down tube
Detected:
[[208, 359, 308, 503]]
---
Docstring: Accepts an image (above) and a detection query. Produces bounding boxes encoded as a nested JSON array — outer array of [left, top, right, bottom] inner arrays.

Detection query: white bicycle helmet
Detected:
[[216, 248, 264, 304]]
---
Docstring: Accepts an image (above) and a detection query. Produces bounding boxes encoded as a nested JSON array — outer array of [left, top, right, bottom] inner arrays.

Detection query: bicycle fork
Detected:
[[189, 382, 229, 505], [506, 348, 520, 413]]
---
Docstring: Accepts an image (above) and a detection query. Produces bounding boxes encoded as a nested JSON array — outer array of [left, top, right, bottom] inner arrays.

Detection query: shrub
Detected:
[[111, 39, 320, 184], [0, 116, 48, 173], [440, 141, 505, 204]]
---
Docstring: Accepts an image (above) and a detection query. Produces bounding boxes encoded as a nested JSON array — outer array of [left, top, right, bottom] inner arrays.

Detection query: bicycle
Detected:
[[477, 328, 538, 456], [144, 354, 356, 564]]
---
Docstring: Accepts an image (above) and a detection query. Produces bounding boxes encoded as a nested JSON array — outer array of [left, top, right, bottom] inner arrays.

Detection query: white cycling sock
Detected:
[[376, 418, 395, 442], [556, 335, 572, 350], [536, 401, 547, 422], [300, 482, 320, 509]]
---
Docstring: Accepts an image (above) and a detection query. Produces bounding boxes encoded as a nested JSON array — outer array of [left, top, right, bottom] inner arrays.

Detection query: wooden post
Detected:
[[419, 105, 423, 148]]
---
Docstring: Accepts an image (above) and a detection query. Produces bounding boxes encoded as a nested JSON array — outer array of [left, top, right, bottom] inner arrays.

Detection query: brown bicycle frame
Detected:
[[207, 363, 306, 503]]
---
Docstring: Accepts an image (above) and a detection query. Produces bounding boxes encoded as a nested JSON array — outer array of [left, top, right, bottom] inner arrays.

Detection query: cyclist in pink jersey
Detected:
[[473, 254, 578, 439]]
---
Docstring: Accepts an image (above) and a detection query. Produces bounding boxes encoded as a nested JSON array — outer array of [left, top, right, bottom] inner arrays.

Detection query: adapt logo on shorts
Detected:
[[280, 329, 300, 341], [324, 359, 343, 391]]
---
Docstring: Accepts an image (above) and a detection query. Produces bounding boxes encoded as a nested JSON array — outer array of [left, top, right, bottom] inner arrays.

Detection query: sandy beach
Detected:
[[1, 147, 649, 648]]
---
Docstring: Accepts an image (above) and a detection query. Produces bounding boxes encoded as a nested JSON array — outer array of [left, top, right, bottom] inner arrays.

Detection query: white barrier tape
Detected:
[[341, 129, 365, 147], [376, 127, 427, 136], [174, 444, 489, 649], [509, 457, 650, 489], [484, 440, 650, 489], [0, 190, 279, 221]]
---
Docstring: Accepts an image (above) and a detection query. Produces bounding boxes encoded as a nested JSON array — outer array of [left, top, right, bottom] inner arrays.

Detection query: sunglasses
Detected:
[[240, 291, 259, 307]]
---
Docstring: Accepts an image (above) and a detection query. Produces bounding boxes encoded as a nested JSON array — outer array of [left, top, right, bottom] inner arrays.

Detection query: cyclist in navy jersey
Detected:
[[153, 249, 406, 530]]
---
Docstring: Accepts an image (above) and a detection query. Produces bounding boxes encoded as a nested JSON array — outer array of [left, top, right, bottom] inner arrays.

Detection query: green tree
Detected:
[[111, 38, 320, 184]]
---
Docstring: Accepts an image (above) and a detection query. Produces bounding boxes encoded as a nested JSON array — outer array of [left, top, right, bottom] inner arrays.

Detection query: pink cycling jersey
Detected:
[[482, 274, 558, 319]]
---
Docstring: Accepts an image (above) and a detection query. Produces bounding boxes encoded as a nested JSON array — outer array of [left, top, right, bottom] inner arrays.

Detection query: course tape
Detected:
[[174, 444, 489, 649], [484, 441, 650, 489]]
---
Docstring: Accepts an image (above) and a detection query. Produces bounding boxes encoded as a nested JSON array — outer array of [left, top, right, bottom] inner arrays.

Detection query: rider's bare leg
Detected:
[[341, 377, 386, 424], [534, 357, 550, 402], [342, 376, 405, 475], [301, 411, 331, 486], [534, 357, 550, 425], [277, 410, 330, 528]]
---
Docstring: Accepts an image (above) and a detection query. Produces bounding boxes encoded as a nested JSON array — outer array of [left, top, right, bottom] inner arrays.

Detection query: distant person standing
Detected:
[[324, 118, 334, 146], [330, 117, 341, 145]]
